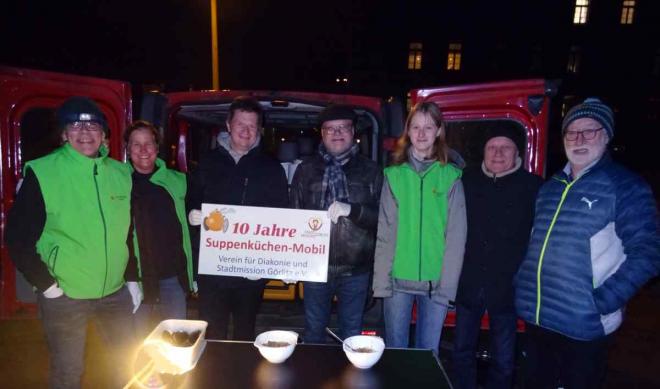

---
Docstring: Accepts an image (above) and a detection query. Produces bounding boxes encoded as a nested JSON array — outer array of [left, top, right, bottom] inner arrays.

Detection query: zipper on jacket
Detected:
[[534, 177, 578, 324], [418, 178, 424, 281], [241, 178, 249, 205], [94, 163, 109, 297]]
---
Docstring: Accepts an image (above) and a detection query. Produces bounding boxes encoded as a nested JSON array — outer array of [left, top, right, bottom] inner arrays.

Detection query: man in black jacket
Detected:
[[290, 105, 383, 343], [187, 97, 289, 340], [453, 126, 543, 389]]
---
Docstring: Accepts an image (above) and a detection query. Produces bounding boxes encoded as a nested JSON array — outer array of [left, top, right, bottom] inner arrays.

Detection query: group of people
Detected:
[[5, 94, 658, 389]]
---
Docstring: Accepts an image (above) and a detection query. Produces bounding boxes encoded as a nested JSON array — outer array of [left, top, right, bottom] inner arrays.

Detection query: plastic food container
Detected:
[[253, 330, 299, 363], [342, 335, 385, 369], [142, 319, 208, 375]]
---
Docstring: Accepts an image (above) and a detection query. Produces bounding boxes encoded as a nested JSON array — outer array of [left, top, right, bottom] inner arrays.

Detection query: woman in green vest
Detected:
[[372, 101, 467, 355], [124, 120, 195, 339]]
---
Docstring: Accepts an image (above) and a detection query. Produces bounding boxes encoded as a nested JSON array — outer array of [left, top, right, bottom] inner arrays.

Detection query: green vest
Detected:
[[385, 161, 461, 281], [129, 159, 194, 290], [26, 143, 132, 299]]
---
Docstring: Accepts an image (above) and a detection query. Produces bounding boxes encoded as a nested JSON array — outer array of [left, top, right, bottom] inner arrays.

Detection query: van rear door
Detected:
[[412, 79, 556, 176], [0, 66, 132, 317], [410, 79, 555, 331]]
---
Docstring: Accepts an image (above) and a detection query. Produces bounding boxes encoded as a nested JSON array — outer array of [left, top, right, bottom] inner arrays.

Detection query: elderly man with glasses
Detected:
[[290, 104, 383, 343], [514, 98, 660, 389]]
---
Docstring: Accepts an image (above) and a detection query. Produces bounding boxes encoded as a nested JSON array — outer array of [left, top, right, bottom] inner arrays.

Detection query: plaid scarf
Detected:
[[318, 143, 359, 209]]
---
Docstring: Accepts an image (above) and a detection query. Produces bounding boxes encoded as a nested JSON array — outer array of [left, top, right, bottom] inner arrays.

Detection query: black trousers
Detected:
[[523, 324, 612, 389], [198, 281, 265, 341]]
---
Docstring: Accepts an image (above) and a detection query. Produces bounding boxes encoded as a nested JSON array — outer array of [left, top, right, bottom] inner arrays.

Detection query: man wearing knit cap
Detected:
[[5, 96, 135, 388], [514, 98, 660, 388], [290, 104, 383, 343], [453, 125, 542, 389]]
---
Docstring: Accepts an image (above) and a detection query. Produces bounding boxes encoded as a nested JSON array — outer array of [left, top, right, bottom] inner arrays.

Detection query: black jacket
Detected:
[[187, 145, 289, 288], [456, 164, 543, 313], [290, 153, 383, 277]]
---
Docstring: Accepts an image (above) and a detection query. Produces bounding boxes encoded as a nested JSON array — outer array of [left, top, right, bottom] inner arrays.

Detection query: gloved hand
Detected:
[[43, 282, 64, 299], [192, 281, 199, 294], [188, 209, 202, 226], [126, 282, 143, 314], [282, 279, 297, 285], [245, 276, 261, 281], [328, 201, 351, 224]]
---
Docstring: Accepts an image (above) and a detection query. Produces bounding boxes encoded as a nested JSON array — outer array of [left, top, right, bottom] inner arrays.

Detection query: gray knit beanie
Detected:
[[562, 98, 614, 139]]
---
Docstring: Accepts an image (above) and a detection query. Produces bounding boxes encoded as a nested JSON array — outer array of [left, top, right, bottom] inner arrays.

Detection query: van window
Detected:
[[444, 119, 527, 168], [173, 104, 379, 173], [19, 108, 61, 165]]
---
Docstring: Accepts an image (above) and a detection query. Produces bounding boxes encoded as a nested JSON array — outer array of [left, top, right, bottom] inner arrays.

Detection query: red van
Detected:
[[0, 66, 554, 319]]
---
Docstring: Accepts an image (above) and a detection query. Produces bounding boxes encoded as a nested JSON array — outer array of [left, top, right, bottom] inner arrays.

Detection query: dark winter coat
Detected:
[[456, 162, 542, 313], [187, 144, 289, 288], [515, 155, 660, 340], [290, 153, 383, 277]]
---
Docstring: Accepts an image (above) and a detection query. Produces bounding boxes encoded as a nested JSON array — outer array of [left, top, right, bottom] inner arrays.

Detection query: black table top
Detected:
[[136, 339, 453, 389]]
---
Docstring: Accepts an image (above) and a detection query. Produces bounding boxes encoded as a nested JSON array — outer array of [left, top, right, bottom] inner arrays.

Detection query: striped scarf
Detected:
[[318, 143, 359, 209]]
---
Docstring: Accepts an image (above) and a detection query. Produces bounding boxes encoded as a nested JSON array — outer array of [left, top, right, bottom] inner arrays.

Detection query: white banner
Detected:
[[198, 204, 330, 282]]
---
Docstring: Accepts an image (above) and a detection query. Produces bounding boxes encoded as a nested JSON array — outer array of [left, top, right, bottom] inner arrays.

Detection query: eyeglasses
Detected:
[[322, 124, 353, 135], [563, 127, 604, 141], [67, 121, 103, 133]]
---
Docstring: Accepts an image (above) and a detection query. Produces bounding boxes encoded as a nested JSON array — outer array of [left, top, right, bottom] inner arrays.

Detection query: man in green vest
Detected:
[[5, 96, 135, 389]]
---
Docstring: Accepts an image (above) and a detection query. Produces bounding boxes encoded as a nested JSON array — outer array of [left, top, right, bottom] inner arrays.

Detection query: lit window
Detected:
[[408, 42, 423, 70], [567, 45, 581, 74], [621, 0, 635, 24], [573, 0, 589, 24], [447, 43, 462, 71]]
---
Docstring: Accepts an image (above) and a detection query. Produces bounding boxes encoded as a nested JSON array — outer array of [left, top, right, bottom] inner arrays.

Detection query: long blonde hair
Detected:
[[391, 101, 448, 165]]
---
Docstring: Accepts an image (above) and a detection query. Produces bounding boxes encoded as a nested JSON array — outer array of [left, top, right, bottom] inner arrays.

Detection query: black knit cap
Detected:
[[482, 125, 526, 154], [317, 104, 357, 127], [56, 96, 108, 134]]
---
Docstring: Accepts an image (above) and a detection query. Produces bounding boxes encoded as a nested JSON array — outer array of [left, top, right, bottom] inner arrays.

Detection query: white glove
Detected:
[[192, 281, 199, 294], [188, 209, 202, 226], [327, 201, 351, 224], [245, 276, 261, 281], [43, 283, 64, 299], [126, 282, 143, 314], [282, 279, 297, 285]]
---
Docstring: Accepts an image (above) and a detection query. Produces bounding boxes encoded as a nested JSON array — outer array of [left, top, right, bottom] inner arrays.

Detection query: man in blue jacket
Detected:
[[514, 98, 660, 388]]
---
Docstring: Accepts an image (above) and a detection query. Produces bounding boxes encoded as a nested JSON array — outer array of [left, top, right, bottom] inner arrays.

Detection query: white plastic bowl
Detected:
[[342, 335, 385, 369], [254, 330, 299, 364], [142, 319, 208, 375]]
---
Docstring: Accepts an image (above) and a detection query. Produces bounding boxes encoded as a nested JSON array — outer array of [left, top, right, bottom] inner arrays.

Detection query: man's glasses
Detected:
[[563, 127, 604, 141], [67, 121, 103, 133], [322, 124, 353, 135]]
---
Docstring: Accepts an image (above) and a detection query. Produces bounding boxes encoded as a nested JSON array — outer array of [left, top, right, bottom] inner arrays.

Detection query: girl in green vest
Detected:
[[372, 101, 467, 355]]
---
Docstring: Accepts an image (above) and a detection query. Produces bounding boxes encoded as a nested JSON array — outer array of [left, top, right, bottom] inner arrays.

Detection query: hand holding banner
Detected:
[[198, 204, 330, 282]]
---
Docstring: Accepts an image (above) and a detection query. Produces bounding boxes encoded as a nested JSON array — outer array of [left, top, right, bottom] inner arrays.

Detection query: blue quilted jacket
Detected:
[[515, 155, 659, 340]]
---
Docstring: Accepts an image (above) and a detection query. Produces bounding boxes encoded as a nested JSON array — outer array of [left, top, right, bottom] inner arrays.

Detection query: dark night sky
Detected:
[[1, 0, 384, 91], [2, 0, 659, 181]]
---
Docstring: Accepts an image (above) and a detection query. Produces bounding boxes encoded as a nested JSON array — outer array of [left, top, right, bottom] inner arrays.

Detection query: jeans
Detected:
[[133, 276, 187, 340], [37, 285, 134, 389], [383, 290, 449, 355], [453, 291, 517, 389], [303, 271, 370, 343], [523, 324, 612, 389], [198, 281, 264, 341]]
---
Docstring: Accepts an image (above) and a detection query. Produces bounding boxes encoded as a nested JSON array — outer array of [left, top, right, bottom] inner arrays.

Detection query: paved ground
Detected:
[[0, 281, 658, 388]]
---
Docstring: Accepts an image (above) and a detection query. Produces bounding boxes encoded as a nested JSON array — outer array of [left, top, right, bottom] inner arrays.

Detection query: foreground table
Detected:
[[132, 339, 453, 389]]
